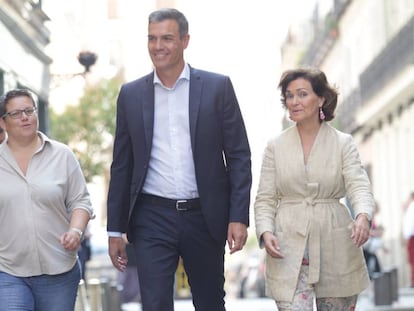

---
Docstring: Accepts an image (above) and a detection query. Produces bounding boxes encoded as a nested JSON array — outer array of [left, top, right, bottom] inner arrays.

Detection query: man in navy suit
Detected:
[[107, 8, 251, 311]]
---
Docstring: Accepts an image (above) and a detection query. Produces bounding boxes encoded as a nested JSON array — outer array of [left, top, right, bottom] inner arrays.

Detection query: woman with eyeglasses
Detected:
[[0, 88, 94, 310]]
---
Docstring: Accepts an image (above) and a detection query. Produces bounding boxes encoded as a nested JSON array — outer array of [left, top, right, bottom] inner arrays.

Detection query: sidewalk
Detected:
[[119, 287, 414, 311], [356, 286, 414, 311]]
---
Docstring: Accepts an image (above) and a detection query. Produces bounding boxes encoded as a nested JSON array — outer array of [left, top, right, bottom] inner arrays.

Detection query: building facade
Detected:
[[0, 0, 51, 132], [281, 0, 414, 286]]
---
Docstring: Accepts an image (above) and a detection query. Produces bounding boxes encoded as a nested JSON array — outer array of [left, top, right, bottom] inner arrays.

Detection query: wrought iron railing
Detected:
[[359, 17, 414, 103]]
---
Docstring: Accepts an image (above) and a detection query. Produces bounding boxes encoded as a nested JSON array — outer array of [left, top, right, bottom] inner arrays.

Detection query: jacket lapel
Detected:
[[142, 73, 155, 153], [189, 68, 202, 150]]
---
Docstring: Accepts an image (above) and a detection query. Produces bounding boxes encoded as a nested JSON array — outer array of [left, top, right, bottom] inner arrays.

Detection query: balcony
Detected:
[[359, 17, 414, 103], [300, 0, 351, 67], [337, 88, 362, 134]]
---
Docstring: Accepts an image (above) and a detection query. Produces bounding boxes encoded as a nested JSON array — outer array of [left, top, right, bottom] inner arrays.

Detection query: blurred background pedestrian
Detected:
[[403, 191, 414, 287], [363, 203, 387, 279], [77, 225, 92, 286]]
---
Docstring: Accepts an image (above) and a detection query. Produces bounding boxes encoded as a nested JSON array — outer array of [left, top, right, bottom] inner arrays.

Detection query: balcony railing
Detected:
[[337, 88, 362, 133], [359, 16, 414, 103], [300, 0, 351, 67]]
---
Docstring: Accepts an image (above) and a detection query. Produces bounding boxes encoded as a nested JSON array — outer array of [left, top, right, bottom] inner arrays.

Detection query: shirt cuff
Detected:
[[107, 231, 122, 237]]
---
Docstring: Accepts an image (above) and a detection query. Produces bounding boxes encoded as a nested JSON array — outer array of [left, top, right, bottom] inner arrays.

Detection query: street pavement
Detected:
[[121, 287, 414, 311], [122, 298, 276, 311], [356, 286, 414, 311]]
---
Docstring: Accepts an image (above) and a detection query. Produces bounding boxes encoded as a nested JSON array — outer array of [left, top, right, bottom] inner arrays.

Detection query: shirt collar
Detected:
[[0, 131, 50, 155], [36, 131, 53, 153], [153, 63, 190, 89]]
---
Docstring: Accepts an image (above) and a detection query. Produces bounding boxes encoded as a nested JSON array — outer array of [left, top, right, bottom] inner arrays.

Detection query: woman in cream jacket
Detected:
[[254, 68, 375, 310]]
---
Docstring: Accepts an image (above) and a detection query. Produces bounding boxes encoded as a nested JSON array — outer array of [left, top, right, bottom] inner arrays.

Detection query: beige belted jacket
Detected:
[[254, 122, 375, 302]]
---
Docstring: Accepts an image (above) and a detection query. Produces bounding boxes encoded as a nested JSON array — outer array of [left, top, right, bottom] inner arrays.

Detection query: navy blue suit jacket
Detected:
[[107, 66, 252, 243]]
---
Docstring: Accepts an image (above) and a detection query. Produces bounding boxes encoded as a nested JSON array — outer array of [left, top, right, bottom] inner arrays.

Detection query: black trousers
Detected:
[[128, 197, 226, 311]]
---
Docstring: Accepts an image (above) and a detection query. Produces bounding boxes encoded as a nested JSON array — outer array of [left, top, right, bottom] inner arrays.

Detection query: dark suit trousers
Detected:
[[128, 196, 226, 311]]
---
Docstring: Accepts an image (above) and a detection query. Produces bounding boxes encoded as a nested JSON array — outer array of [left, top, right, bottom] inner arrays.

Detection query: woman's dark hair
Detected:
[[278, 68, 338, 122], [0, 89, 36, 117]]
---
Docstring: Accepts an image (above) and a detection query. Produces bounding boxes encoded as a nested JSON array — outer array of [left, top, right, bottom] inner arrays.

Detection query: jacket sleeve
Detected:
[[254, 140, 278, 245], [107, 85, 133, 233], [342, 134, 375, 220], [222, 77, 252, 225]]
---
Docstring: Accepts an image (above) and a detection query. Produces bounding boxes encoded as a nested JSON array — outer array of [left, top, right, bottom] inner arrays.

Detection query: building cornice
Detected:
[[0, 4, 51, 64]]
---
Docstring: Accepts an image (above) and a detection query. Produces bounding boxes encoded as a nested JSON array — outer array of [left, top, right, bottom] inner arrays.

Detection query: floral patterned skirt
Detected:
[[276, 265, 357, 311]]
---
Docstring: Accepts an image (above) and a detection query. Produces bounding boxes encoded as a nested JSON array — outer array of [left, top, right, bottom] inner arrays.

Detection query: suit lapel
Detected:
[[189, 68, 202, 149], [142, 73, 155, 152]]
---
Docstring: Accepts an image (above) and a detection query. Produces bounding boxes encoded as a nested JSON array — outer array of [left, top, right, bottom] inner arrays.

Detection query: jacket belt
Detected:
[[140, 193, 201, 211]]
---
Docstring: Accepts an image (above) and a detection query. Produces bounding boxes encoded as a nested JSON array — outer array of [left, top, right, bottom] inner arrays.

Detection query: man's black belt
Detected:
[[140, 193, 201, 211]]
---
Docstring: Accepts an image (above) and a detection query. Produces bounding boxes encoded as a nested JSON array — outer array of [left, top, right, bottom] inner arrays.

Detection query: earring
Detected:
[[319, 107, 325, 120]]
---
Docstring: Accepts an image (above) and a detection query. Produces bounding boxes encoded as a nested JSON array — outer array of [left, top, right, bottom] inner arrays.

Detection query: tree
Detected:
[[49, 77, 122, 182]]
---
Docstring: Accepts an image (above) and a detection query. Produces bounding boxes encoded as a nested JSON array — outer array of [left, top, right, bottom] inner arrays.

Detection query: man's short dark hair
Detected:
[[148, 8, 189, 39]]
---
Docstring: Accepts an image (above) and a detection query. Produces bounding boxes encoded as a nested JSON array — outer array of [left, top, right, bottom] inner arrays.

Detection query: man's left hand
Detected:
[[227, 222, 248, 254]]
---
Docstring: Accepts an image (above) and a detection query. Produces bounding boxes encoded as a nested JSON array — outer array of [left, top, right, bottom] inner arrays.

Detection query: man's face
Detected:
[[148, 19, 189, 74]]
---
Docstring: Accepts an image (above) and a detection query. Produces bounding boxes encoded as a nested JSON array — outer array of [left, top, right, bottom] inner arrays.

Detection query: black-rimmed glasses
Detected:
[[2, 107, 37, 119]]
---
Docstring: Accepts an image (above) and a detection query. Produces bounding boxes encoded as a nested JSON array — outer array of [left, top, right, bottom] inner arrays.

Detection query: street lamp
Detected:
[[50, 51, 98, 88], [78, 51, 98, 73]]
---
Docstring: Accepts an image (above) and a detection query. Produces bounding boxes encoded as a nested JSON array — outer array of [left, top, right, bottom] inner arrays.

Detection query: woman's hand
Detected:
[[60, 230, 82, 251], [351, 214, 371, 247], [262, 231, 284, 258]]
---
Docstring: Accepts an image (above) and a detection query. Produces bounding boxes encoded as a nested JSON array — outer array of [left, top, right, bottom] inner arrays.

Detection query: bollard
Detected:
[[75, 279, 90, 311], [389, 267, 399, 302], [88, 278, 103, 311], [373, 271, 393, 305]]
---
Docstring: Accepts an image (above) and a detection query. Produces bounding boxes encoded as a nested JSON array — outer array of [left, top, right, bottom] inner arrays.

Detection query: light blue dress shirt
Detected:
[[142, 64, 199, 199], [108, 64, 200, 237]]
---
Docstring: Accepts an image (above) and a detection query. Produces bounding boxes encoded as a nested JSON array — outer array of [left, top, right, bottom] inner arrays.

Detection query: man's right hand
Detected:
[[108, 236, 128, 272]]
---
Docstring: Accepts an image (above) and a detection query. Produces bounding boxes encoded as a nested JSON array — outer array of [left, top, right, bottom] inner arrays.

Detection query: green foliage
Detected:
[[49, 77, 122, 182]]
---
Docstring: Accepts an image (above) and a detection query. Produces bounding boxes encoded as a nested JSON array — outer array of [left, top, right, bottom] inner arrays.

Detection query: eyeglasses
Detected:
[[2, 107, 37, 119]]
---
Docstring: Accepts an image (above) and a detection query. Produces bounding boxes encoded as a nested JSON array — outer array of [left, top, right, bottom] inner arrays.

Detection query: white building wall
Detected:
[[321, 0, 386, 102], [0, 11, 50, 93]]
